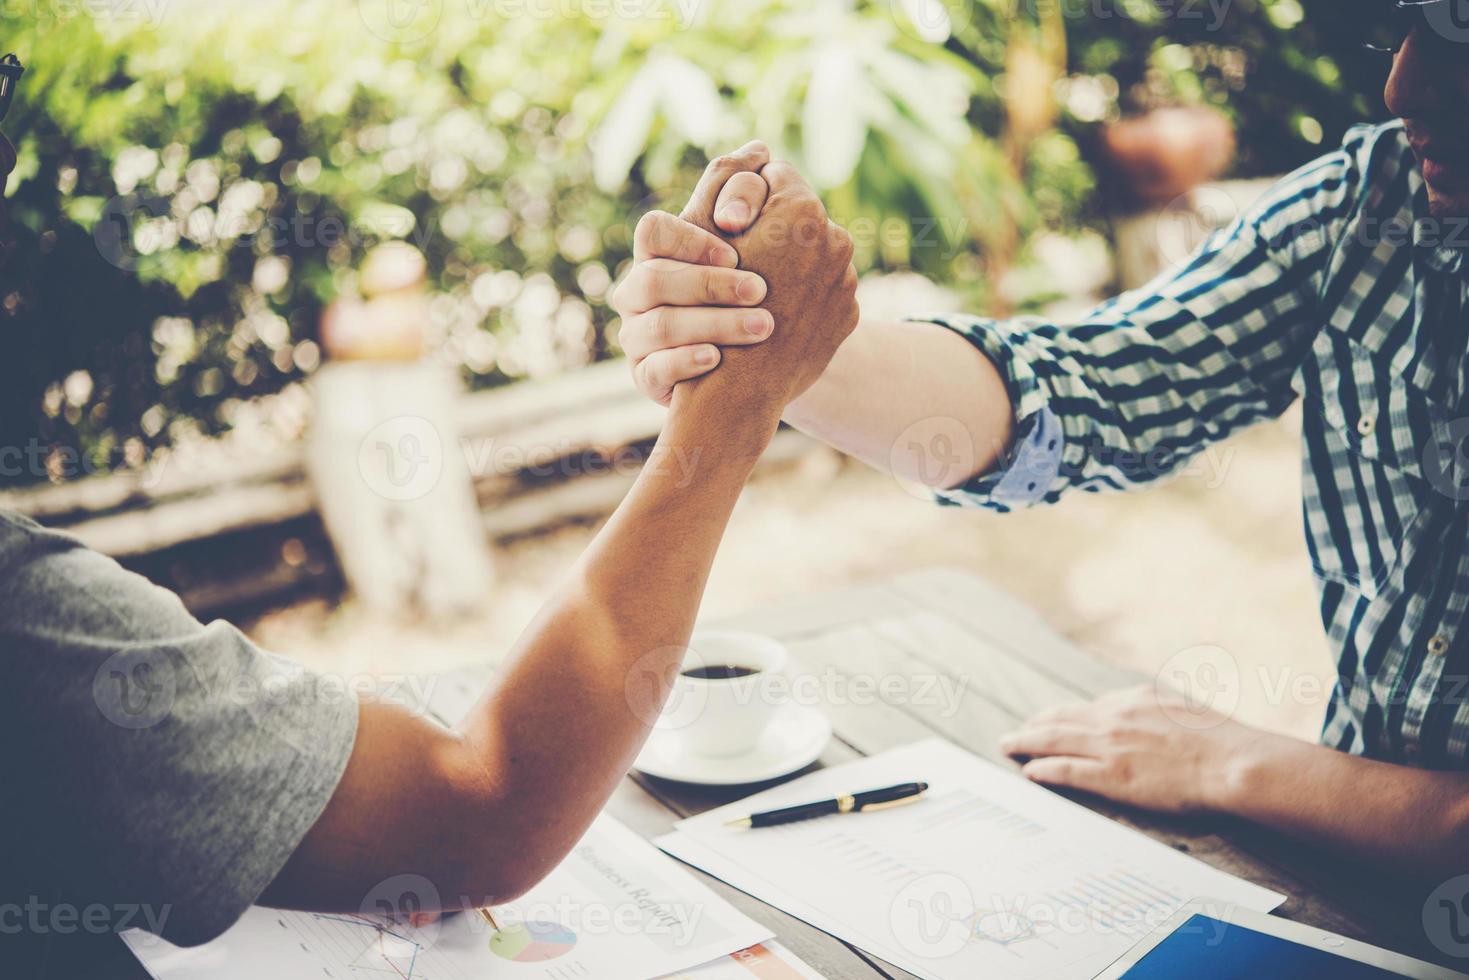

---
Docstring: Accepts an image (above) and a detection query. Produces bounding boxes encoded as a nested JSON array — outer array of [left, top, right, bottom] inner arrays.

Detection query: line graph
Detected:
[[125, 815, 771, 980], [286, 912, 429, 980]]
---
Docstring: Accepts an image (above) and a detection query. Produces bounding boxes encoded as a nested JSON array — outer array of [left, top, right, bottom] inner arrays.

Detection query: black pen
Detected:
[[725, 781, 929, 829]]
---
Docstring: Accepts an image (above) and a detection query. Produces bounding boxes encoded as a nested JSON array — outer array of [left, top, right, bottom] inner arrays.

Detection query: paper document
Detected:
[[657, 738, 1284, 980], [673, 940, 826, 979], [123, 815, 772, 980]]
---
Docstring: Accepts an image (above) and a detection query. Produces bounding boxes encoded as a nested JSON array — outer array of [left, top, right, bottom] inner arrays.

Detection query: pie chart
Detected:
[[489, 920, 578, 963]]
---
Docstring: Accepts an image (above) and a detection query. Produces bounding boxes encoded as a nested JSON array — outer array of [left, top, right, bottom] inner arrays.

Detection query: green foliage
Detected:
[[0, 0, 1377, 485]]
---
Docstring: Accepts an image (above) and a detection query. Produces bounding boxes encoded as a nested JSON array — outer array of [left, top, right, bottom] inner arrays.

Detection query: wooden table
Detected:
[[585, 566, 1452, 977], [92, 566, 1448, 978]]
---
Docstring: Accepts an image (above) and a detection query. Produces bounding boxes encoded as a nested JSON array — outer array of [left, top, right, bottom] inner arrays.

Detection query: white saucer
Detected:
[[633, 704, 832, 786]]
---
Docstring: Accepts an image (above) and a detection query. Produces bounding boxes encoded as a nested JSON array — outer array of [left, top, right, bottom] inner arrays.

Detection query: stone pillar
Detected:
[[307, 243, 494, 619]]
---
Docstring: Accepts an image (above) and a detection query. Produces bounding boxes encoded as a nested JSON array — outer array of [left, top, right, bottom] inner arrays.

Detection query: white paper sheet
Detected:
[[657, 738, 1285, 980], [123, 815, 772, 980]]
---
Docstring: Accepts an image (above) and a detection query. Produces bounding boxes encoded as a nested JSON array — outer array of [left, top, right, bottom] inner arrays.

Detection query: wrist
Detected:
[[672, 370, 784, 433], [1209, 727, 1288, 814], [667, 373, 782, 458]]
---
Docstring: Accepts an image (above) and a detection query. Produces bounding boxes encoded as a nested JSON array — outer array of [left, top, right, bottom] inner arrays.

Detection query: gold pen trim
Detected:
[[857, 790, 926, 813], [724, 816, 754, 829], [478, 907, 501, 933]]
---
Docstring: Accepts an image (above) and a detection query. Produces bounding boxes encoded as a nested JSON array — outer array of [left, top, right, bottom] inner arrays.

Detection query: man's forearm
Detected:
[[1220, 732, 1469, 875], [455, 388, 780, 878], [782, 318, 1015, 489], [267, 390, 781, 912]]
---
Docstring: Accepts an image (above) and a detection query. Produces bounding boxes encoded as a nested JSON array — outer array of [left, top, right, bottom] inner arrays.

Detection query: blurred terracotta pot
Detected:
[[1102, 107, 1237, 206], [320, 242, 429, 362]]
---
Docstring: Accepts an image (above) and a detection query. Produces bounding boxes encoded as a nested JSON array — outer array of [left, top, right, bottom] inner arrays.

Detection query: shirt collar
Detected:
[[1422, 237, 1464, 276], [1407, 166, 1467, 276]]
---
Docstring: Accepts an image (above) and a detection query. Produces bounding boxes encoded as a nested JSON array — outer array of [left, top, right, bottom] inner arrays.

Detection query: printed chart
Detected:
[[300, 913, 428, 978], [122, 815, 769, 980], [489, 921, 578, 964], [659, 738, 1284, 980]]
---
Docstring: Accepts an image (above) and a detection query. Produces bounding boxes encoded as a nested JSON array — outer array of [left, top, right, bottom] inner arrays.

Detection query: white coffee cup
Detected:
[[658, 630, 788, 758]]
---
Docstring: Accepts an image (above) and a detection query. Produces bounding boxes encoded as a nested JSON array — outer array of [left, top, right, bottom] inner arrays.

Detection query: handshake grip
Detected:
[[676, 157, 859, 412]]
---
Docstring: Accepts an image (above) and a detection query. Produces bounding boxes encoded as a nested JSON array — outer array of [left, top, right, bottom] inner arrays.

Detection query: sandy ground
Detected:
[[248, 405, 1332, 743]]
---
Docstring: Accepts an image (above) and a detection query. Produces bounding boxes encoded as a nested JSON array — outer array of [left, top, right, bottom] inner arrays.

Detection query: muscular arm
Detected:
[[262, 389, 780, 913], [261, 143, 857, 917]]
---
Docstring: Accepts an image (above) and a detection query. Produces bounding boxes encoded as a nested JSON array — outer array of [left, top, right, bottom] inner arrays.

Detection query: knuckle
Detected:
[[633, 357, 654, 392], [649, 307, 675, 348], [833, 229, 856, 265], [610, 273, 639, 313], [634, 210, 667, 249], [701, 265, 724, 301], [709, 153, 740, 176], [644, 266, 673, 301], [639, 356, 669, 392], [800, 204, 830, 244]]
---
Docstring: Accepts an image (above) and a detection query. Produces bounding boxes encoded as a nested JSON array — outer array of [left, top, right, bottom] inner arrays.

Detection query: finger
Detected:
[[1094, 684, 1151, 705], [614, 259, 766, 315], [999, 724, 1100, 760], [619, 306, 773, 361], [633, 210, 738, 267], [1024, 701, 1091, 727], [635, 345, 721, 404], [680, 140, 771, 234], [1021, 757, 1113, 795], [760, 159, 817, 199], [714, 171, 770, 234]]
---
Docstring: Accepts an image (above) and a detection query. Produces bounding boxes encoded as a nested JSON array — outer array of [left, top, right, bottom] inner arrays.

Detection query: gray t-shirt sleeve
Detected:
[[0, 511, 359, 947]]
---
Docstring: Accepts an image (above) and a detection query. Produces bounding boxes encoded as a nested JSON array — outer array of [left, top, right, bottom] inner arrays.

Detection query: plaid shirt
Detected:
[[924, 122, 1469, 767]]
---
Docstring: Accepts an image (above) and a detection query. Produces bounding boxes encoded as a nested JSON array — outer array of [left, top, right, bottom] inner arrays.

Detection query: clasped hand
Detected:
[[611, 141, 859, 413]]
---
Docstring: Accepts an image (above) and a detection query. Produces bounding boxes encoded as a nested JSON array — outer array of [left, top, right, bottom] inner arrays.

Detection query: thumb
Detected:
[[713, 171, 770, 235], [679, 140, 770, 235]]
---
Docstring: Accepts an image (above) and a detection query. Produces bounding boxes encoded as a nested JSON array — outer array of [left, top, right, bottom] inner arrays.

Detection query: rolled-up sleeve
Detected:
[[907, 147, 1360, 512]]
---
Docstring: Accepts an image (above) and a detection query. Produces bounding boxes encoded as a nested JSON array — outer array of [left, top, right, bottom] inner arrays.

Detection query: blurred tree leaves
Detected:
[[0, 0, 1374, 486]]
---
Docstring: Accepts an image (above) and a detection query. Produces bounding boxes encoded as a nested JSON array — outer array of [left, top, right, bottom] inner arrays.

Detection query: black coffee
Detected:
[[683, 665, 759, 680]]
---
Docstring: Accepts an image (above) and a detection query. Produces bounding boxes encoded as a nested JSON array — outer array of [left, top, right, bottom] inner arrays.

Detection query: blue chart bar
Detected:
[[1046, 870, 1185, 931]]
